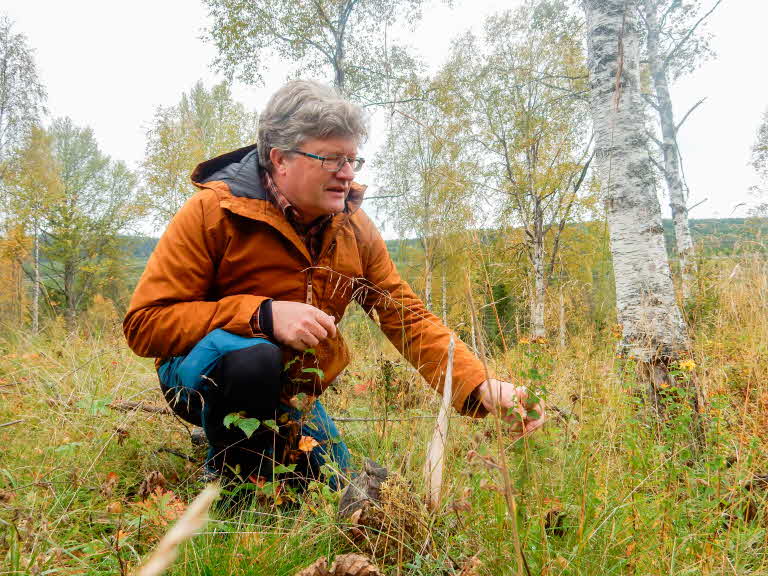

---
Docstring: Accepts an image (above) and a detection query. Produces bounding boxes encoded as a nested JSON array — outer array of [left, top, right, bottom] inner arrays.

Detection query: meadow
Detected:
[[1, 251, 766, 576]]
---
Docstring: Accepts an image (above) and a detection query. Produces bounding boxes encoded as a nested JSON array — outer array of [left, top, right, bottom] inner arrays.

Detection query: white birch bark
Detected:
[[32, 219, 39, 333], [441, 267, 447, 324], [423, 246, 433, 311], [559, 287, 566, 349], [530, 232, 546, 339], [583, 0, 689, 362], [644, 0, 697, 301]]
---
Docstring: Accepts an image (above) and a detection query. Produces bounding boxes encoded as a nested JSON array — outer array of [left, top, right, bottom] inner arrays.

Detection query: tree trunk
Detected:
[[469, 308, 478, 353], [644, 0, 697, 301], [441, 266, 447, 324], [32, 221, 39, 334], [584, 0, 688, 360], [584, 0, 704, 449], [424, 247, 432, 311], [559, 287, 566, 349], [530, 232, 546, 339], [64, 259, 76, 332]]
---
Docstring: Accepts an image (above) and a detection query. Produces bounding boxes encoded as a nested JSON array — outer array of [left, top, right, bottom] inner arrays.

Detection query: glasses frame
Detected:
[[287, 149, 365, 173]]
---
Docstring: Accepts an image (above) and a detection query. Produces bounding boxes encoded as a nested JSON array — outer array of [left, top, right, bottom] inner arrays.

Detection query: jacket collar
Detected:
[[191, 145, 367, 264], [191, 144, 367, 211]]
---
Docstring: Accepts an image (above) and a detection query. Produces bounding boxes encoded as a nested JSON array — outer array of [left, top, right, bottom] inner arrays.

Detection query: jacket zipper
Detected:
[[306, 240, 336, 306]]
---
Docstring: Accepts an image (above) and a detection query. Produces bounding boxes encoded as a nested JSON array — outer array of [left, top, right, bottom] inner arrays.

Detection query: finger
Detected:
[[304, 319, 328, 342], [314, 310, 337, 338], [299, 331, 319, 348]]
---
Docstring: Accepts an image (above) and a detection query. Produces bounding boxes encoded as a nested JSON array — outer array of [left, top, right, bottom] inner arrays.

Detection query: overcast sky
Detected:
[[3, 0, 767, 231]]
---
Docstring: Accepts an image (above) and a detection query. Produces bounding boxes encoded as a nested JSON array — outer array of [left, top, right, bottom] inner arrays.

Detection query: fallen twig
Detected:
[[109, 401, 172, 415], [0, 419, 23, 429]]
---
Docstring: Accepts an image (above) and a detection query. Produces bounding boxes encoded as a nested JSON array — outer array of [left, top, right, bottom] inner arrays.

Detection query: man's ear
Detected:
[[270, 148, 289, 176]]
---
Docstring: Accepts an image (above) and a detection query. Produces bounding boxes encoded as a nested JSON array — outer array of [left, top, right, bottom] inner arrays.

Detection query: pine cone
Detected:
[[293, 554, 381, 576], [330, 553, 382, 576], [294, 557, 331, 576]]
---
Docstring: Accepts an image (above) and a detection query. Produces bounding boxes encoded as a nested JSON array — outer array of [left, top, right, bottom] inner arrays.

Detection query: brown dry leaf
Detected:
[[458, 555, 482, 576], [0, 490, 14, 504], [107, 501, 123, 514], [294, 557, 331, 576], [329, 553, 381, 576], [138, 471, 167, 501], [100, 471, 119, 498], [115, 426, 130, 446], [298, 436, 320, 453]]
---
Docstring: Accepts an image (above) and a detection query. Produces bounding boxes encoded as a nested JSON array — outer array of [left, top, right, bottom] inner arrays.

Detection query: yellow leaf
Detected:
[[298, 436, 320, 452]]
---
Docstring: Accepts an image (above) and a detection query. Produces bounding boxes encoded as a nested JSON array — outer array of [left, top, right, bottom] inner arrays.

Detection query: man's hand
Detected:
[[474, 378, 546, 436], [271, 301, 337, 351]]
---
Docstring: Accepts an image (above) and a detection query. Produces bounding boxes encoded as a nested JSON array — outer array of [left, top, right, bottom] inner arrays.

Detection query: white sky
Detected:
[[3, 0, 767, 231]]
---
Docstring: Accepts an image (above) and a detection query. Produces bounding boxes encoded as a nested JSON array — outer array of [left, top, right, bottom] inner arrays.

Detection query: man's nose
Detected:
[[335, 160, 355, 180]]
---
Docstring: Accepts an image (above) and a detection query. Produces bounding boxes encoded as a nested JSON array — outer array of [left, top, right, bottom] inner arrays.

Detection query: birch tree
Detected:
[[5, 127, 61, 332], [640, 0, 721, 301], [0, 15, 46, 178], [142, 81, 257, 227], [752, 108, 768, 194], [0, 15, 46, 325], [203, 0, 421, 102], [583, 0, 703, 439], [45, 118, 142, 331], [375, 79, 475, 312], [446, 1, 592, 338]]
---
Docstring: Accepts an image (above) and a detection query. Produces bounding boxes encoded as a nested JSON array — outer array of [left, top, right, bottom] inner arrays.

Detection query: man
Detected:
[[124, 80, 544, 485]]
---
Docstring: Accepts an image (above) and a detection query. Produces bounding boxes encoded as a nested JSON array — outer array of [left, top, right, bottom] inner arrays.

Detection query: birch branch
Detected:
[[424, 335, 454, 512], [136, 485, 220, 576]]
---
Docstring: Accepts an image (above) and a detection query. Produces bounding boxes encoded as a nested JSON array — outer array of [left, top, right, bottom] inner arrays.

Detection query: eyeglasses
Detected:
[[287, 149, 365, 172]]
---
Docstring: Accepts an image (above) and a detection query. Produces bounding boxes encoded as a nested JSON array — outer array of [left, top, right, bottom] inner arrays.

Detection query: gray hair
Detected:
[[257, 80, 368, 172]]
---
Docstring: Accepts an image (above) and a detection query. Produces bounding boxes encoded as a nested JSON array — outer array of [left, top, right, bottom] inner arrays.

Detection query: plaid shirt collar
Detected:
[[261, 170, 332, 261]]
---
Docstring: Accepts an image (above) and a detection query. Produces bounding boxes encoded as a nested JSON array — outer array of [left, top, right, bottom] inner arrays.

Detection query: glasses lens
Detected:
[[322, 156, 364, 172]]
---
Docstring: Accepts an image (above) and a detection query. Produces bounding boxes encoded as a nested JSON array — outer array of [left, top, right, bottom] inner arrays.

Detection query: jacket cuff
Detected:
[[251, 299, 274, 339], [456, 376, 490, 418]]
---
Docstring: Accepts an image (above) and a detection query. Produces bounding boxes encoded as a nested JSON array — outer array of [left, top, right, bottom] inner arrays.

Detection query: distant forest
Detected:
[[124, 218, 768, 262]]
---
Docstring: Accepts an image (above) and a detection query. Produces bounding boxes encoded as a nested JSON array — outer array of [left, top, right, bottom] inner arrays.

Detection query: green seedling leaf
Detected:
[[273, 463, 297, 474], [303, 348, 317, 356], [223, 412, 244, 429], [301, 367, 325, 379], [284, 356, 300, 370], [236, 418, 261, 438], [505, 407, 525, 421], [263, 419, 279, 432], [527, 409, 541, 420]]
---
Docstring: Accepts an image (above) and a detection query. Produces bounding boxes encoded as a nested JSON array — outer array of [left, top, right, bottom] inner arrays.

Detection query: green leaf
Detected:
[[273, 463, 297, 474], [303, 348, 317, 356], [263, 419, 279, 432], [301, 367, 325, 379], [284, 356, 300, 370], [223, 412, 243, 429], [236, 418, 261, 438], [527, 409, 540, 420]]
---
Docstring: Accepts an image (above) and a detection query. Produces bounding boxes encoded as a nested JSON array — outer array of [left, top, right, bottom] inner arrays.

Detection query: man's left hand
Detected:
[[474, 379, 546, 436]]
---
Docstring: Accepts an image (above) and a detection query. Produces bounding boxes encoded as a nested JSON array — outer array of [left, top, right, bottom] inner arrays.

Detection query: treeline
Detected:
[[1, 0, 766, 348]]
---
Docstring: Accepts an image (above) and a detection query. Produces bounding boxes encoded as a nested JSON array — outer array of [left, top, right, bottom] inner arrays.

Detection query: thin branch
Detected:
[[663, 0, 724, 69], [675, 97, 707, 134]]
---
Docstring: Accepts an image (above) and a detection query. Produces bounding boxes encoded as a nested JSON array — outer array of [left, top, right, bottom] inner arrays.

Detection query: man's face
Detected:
[[272, 136, 358, 222]]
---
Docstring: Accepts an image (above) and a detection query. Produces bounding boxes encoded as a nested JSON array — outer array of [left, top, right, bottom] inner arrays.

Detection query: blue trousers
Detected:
[[158, 329, 350, 487]]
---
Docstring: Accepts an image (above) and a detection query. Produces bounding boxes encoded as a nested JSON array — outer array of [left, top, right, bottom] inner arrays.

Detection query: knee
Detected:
[[219, 343, 282, 381]]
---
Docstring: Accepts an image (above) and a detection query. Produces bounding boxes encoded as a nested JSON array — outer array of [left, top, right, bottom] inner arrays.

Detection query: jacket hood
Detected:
[[190, 144, 367, 213]]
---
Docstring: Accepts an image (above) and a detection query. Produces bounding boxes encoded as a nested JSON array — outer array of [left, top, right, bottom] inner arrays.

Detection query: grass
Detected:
[[1, 255, 767, 575]]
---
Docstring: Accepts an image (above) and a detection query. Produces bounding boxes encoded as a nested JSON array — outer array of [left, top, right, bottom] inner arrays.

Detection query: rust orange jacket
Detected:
[[123, 145, 487, 415]]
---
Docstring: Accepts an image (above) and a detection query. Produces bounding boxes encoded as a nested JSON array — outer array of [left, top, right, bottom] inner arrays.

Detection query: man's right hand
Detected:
[[271, 301, 337, 351]]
